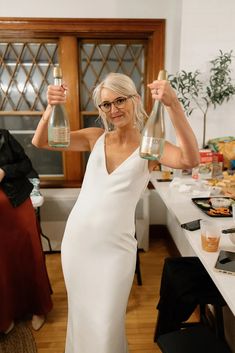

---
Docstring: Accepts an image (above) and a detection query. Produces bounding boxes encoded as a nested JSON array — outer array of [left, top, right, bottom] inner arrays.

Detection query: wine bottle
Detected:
[[48, 66, 70, 147], [139, 69, 168, 160]]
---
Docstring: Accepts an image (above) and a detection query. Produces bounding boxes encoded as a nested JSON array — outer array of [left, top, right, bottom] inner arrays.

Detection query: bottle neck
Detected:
[[54, 77, 62, 86], [150, 99, 163, 117]]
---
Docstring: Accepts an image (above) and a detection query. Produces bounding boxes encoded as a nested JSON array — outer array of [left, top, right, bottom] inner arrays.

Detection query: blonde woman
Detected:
[[32, 72, 199, 353]]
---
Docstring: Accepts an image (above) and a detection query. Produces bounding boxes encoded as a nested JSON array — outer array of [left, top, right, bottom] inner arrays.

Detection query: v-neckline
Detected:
[[103, 134, 139, 176]]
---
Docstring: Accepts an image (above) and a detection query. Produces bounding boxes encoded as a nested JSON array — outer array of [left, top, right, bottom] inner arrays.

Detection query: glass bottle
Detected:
[[48, 66, 70, 147], [139, 69, 168, 160]]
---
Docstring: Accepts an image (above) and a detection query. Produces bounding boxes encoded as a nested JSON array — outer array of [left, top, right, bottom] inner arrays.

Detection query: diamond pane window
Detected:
[[0, 42, 63, 177], [0, 115, 63, 176], [0, 42, 58, 112], [12, 131, 63, 176], [80, 42, 146, 112], [0, 18, 165, 185]]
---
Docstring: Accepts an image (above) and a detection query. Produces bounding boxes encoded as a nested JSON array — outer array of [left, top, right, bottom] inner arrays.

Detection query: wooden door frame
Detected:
[[0, 18, 165, 187]]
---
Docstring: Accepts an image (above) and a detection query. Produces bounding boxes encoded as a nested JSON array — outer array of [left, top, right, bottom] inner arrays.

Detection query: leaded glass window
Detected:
[[79, 41, 146, 166], [80, 41, 146, 114], [0, 18, 165, 185], [0, 42, 62, 176]]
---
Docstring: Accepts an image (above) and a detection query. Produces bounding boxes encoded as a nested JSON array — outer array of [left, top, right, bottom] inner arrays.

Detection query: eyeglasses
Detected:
[[98, 95, 133, 113]]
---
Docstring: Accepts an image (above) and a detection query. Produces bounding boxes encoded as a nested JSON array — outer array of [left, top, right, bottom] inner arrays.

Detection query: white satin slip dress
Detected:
[[61, 132, 150, 353]]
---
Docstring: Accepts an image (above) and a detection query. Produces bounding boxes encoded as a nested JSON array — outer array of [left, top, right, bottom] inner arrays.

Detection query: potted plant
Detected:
[[169, 50, 235, 148]]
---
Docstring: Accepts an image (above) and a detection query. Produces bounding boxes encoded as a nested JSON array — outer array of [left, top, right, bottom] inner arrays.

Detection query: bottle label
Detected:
[[140, 136, 165, 160], [49, 127, 70, 146]]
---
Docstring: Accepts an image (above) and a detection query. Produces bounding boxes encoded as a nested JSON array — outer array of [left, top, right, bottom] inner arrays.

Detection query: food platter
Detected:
[[192, 197, 235, 217]]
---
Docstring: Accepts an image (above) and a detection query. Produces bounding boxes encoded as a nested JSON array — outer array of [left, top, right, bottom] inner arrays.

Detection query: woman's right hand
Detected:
[[47, 84, 68, 106]]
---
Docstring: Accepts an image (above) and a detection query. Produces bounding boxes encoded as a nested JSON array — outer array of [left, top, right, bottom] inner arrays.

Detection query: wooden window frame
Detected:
[[0, 18, 165, 187]]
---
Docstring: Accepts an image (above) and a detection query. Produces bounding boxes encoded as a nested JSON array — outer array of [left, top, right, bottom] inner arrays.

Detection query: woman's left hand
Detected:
[[148, 80, 178, 107]]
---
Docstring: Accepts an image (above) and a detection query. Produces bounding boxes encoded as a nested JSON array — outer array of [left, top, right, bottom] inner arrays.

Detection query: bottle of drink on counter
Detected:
[[48, 66, 70, 147], [139, 69, 168, 160]]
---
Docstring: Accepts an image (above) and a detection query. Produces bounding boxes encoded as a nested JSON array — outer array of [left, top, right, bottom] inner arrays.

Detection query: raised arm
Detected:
[[148, 80, 200, 170], [32, 84, 103, 152]]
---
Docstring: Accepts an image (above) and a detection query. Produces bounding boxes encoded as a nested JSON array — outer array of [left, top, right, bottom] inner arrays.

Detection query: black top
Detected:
[[0, 129, 33, 207]]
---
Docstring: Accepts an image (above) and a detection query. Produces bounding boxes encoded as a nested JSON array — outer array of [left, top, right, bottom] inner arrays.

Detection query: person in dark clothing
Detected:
[[154, 256, 225, 339], [0, 129, 53, 333]]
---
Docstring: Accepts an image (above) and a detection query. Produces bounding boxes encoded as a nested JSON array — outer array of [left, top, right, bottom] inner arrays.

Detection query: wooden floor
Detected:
[[33, 227, 179, 353]]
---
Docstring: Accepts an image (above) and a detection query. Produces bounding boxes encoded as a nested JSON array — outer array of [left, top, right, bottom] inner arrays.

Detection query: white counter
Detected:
[[150, 173, 235, 317]]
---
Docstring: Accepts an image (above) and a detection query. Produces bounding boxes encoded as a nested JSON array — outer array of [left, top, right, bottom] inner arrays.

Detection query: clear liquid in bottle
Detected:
[[139, 69, 167, 160], [48, 67, 70, 148]]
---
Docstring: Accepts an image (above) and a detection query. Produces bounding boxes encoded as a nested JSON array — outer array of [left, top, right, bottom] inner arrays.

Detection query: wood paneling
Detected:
[[59, 36, 81, 182], [0, 18, 165, 37]]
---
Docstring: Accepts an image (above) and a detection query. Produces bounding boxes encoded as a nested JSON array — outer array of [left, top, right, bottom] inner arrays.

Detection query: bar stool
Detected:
[[135, 232, 142, 285], [135, 247, 142, 285], [155, 257, 232, 353], [31, 192, 53, 252], [30, 177, 59, 253], [157, 324, 232, 353], [154, 257, 226, 341]]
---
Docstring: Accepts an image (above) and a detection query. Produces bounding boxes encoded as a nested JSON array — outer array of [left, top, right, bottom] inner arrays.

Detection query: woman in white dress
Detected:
[[32, 72, 199, 353]]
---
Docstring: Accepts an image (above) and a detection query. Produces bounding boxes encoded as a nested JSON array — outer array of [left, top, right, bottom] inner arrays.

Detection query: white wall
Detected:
[[179, 0, 235, 147], [0, 0, 182, 72]]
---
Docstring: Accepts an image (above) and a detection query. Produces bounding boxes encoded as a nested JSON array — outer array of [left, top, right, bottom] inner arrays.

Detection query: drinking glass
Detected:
[[200, 220, 221, 252]]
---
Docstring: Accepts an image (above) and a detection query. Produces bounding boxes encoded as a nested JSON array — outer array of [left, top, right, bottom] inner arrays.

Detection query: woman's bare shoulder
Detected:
[[74, 127, 104, 137], [83, 127, 104, 140], [86, 127, 105, 149], [69, 127, 104, 151]]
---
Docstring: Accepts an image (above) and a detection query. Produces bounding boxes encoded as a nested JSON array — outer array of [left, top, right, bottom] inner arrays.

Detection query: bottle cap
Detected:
[[53, 66, 62, 78], [157, 69, 168, 80]]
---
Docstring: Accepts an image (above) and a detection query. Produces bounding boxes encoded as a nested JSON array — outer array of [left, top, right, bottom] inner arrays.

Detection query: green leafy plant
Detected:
[[169, 50, 235, 148]]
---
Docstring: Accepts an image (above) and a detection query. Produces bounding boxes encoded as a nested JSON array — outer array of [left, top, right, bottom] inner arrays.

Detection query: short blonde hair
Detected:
[[92, 73, 148, 131]]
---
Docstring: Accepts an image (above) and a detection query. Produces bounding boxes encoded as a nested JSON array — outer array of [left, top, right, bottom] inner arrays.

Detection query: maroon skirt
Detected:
[[0, 188, 53, 331]]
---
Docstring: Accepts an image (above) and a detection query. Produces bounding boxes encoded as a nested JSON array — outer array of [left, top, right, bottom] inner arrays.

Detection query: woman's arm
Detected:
[[32, 85, 103, 152], [148, 80, 200, 170]]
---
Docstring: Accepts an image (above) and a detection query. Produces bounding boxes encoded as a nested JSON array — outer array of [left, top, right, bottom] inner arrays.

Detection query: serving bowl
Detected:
[[210, 197, 232, 209]]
